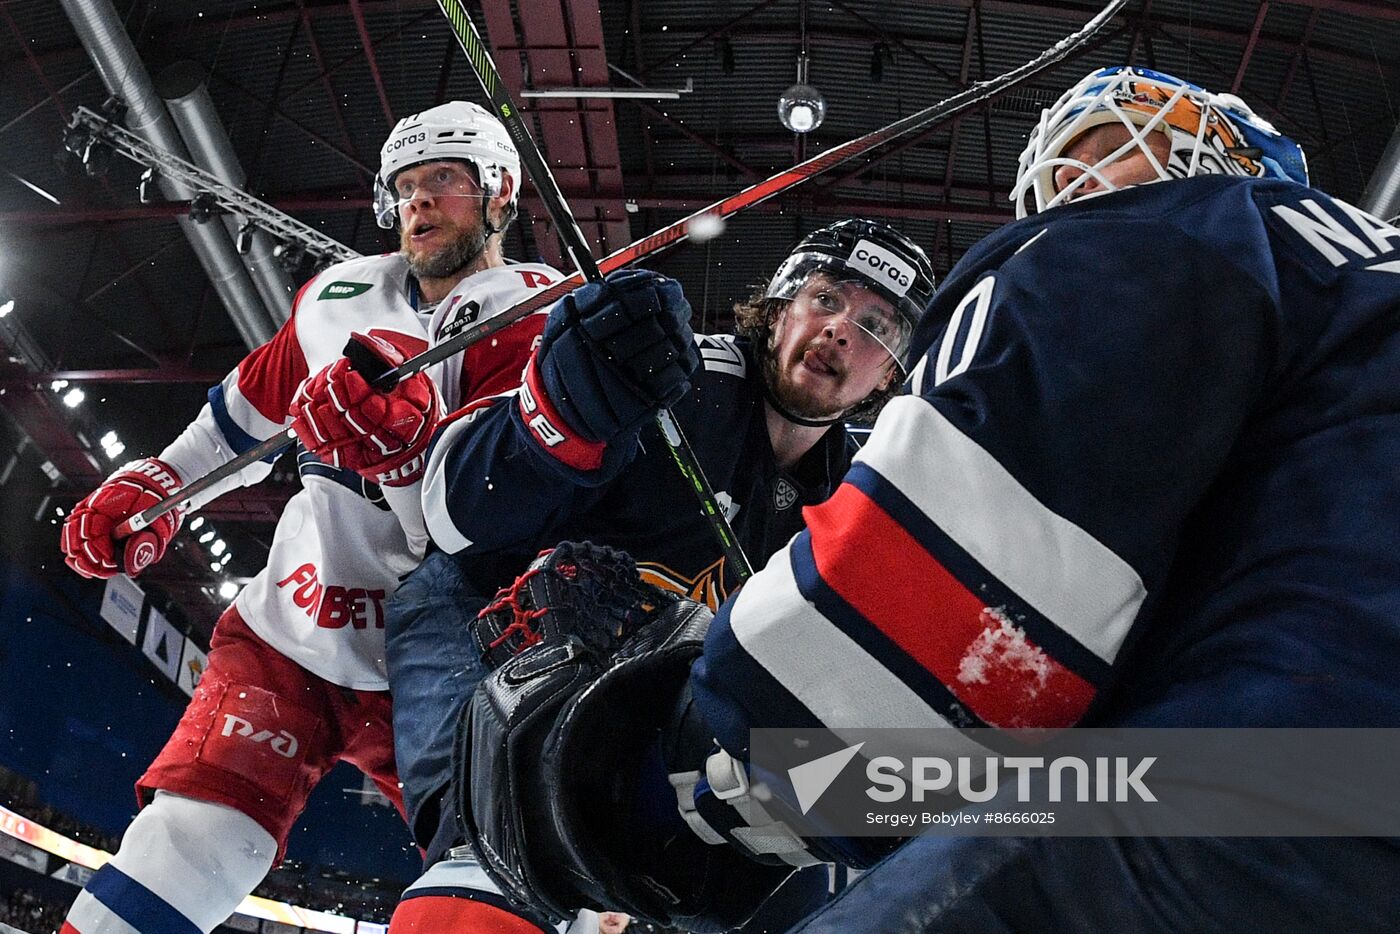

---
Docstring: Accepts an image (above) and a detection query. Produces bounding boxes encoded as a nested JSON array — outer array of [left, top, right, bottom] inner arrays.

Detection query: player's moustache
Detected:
[[802, 338, 845, 378]]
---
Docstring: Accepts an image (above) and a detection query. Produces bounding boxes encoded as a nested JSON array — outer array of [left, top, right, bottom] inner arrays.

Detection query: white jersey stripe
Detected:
[[66, 889, 143, 934], [220, 375, 288, 440], [728, 544, 998, 762], [854, 396, 1144, 663], [423, 412, 481, 554]]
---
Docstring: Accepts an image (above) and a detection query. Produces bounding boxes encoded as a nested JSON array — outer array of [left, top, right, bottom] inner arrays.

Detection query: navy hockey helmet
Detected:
[[764, 218, 936, 360], [373, 101, 521, 229], [1012, 66, 1309, 217]]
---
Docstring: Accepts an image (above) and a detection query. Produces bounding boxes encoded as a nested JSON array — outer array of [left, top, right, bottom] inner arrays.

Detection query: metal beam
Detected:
[[347, 0, 396, 129], [637, 0, 785, 79], [1231, 3, 1271, 93]]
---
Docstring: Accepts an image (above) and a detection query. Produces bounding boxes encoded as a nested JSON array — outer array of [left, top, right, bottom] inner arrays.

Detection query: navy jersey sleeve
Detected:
[[692, 204, 1282, 758], [419, 392, 633, 555]]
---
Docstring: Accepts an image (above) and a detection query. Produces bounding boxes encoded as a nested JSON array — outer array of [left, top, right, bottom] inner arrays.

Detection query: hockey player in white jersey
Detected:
[[57, 101, 561, 934]]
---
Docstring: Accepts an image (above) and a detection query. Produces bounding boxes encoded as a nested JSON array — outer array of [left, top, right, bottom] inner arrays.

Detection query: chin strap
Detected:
[[761, 378, 846, 429], [481, 197, 506, 240]]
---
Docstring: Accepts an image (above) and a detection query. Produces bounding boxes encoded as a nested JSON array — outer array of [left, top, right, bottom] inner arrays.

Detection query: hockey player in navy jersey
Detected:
[[377, 219, 934, 932], [440, 66, 1400, 932], [56, 101, 563, 934]]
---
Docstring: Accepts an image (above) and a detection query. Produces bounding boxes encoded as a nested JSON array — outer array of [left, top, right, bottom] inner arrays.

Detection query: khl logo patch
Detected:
[[774, 478, 798, 511]]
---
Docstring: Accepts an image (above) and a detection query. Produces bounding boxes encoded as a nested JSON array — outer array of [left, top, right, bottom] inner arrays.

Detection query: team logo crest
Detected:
[[773, 478, 798, 511], [640, 557, 729, 611]]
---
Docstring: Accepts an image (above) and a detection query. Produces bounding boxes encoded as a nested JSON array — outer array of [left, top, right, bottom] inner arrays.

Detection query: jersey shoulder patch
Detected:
[[695, 333, 747, 378], [433, 264, 565, 343]]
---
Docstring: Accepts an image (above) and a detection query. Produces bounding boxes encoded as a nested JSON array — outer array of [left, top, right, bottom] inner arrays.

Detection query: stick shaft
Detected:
[[116, 0, 1126, 543], [437, 0, 755, 579]]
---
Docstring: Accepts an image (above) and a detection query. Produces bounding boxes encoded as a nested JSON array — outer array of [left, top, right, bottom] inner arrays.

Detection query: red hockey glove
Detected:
[[289, 332, 442, 488], [61, 457, 186, 579]]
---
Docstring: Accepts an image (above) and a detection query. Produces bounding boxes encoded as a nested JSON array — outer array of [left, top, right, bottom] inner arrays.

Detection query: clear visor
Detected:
[[773, 267, 912, 364], [373, 161, 498, 228]]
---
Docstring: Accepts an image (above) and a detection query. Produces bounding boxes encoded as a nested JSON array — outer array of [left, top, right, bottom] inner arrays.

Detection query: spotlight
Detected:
[[211, 539, 226, 557], [219, 580, 239, 600], [188, 192, 220, 225], [190, 516, 205, 531], [273, 242, 307, 274], [62, 126, 94, 159], [100, 95, 129, 123], [100, 430, 125, 460], [199, 530, 215, 544], [81, 141, 113, 179], [62, 387, 85, 408], [0, 299, 12, 319], [236, 223, 255, 255], [139, 167, 157, 204], [778, 54, 825, 134]]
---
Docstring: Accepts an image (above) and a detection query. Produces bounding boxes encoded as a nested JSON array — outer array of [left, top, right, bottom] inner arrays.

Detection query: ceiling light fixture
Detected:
[[779, 2, 825, 134]]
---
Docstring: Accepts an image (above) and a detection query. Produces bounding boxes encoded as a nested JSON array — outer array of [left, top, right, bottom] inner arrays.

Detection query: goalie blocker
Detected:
[[453, 542, 802, 931]]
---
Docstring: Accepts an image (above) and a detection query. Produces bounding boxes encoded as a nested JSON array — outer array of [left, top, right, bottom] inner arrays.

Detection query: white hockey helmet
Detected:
[[373, 101, 522, 229], [1011, 66, 1309, 217]]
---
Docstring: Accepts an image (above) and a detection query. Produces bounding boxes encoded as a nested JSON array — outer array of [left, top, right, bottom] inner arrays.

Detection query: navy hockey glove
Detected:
[[519, 269, 699, 471]]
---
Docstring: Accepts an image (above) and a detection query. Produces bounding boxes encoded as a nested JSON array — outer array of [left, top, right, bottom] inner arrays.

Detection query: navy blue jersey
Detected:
[[695, 175, 1400, 765], [421, 334, 852, 605]]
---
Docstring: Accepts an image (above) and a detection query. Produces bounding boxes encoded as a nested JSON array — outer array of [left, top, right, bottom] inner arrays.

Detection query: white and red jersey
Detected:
[[157, 252, 562, 690]]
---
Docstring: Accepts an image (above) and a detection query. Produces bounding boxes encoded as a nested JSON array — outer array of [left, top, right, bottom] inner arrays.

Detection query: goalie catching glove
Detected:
[[468, 540, 663, 669], [289, 331, 442, 487], [453, 542, 793, 932]]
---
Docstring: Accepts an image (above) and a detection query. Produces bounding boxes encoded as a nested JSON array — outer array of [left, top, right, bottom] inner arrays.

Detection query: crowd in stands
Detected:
[[1, 765, 401, 923], [0, 767, 121, 854], [0, 889, 66, 934]]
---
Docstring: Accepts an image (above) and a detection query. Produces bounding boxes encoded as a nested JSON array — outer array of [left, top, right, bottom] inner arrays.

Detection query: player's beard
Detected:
[[401, 219, 488, 280], [762, 343, 850, 422]]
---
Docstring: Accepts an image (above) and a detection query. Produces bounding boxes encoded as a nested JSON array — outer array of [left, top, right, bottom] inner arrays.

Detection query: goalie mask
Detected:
[[1011, 66, 1309, 218], [764, 218, 936, 363], [373, 101, 521, 229]]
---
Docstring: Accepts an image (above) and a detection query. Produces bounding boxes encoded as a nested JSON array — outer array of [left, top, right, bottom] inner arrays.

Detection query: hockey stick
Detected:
[[114, 0, 1126, 540], [435, 0, 756, 580]]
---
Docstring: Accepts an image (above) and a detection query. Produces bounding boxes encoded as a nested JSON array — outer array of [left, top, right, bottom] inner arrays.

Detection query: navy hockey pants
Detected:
[[384, 550, 492, 860]]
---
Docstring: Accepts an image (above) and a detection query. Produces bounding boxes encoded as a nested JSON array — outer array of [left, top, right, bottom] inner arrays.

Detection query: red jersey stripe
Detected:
[[804, 481, 1096, 729]]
